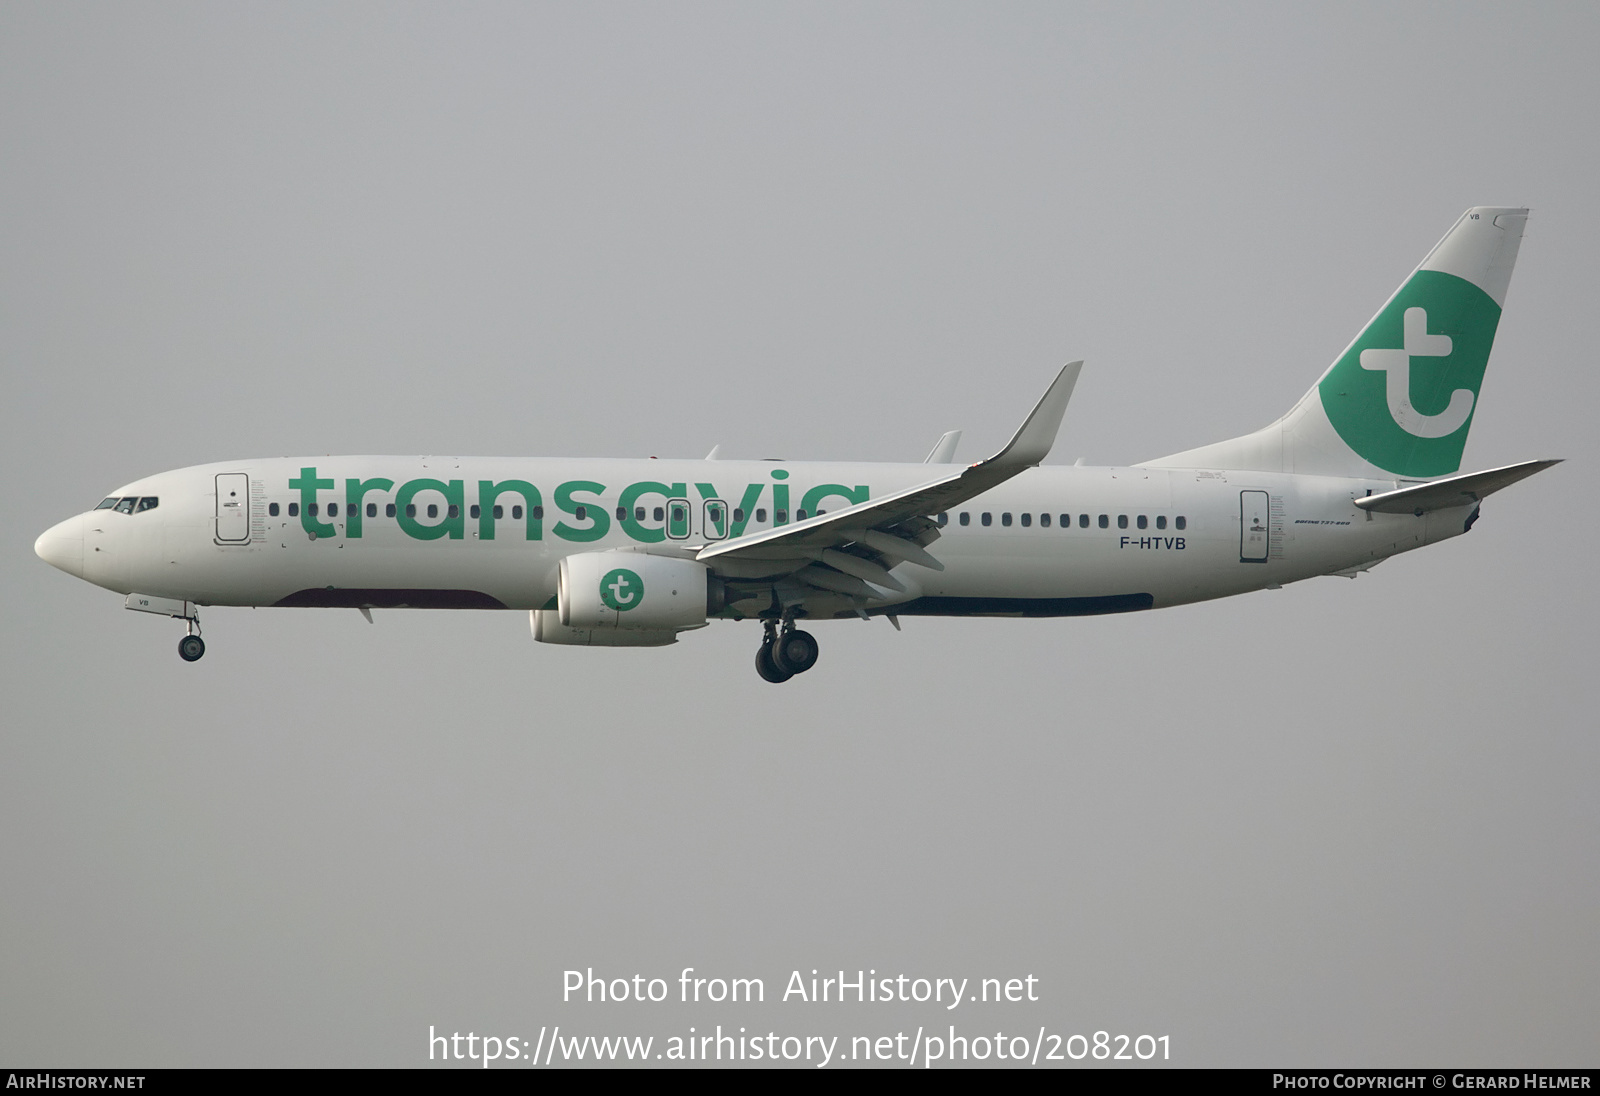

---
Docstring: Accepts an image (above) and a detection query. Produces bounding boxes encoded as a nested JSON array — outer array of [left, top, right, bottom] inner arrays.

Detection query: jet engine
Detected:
[[554, 550, 720, 632], [530, 610, 679, 647]]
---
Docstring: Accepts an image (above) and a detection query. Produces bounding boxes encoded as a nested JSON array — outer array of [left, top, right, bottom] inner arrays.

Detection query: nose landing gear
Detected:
[[177, 609, 204, 662], [125, 594, 207, 661], [755, 619, 819, 683]]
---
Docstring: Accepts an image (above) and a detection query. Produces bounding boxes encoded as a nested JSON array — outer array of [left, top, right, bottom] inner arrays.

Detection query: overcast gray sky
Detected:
[[3, 1, 1596, 1068]]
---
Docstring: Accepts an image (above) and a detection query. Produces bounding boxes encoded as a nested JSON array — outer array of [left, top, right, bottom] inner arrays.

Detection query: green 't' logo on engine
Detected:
[[600, 567, 644, 611], [1318, 269, 1502, 478]]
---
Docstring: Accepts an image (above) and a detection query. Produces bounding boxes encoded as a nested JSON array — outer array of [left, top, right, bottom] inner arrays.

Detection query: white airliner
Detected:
[[36, 208, 1558, 681]]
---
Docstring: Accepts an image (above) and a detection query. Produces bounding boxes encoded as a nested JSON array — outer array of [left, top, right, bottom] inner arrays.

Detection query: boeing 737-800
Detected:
[[35, 208, 1558, 681]]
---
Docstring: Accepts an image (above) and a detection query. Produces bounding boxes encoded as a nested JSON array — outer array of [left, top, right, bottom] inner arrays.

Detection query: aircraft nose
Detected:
[[35, 514, 85, 578]]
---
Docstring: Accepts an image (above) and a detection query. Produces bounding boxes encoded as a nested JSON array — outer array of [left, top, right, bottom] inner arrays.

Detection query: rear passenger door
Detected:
[[1239, 490, 1268, 563]]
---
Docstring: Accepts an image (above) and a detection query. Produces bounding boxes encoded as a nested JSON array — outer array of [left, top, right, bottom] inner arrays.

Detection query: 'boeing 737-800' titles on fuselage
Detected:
[[35, 208, 1559, 680]]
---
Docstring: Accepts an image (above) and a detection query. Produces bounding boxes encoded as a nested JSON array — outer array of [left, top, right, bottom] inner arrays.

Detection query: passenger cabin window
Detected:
[[447, 505, 459, 519], [574, 506, 587, 521], [959, 512, 970, 526], [756, 508, 768, 523], [981, 513, 992, 526], [493, 505, 503, 519], [513, 505, 524, 520], [635, 507, 646, 521], [1079, 514, 1089, 528], [1117, 515, 1128, 529], [1020, 513, 1031, 527], [1156, 515, 1166, 529], [734, 508, 745, 522], [1098, 514, 1108, 528], [289, 502, 300, 517], [616, 507, 627, 521], [653, 507, 664, 522], [269, 502, 280, 517], [308, 502, 319, 517], [1001, 512, 1012, 527], [406, 504, 417, 518], [1175, 516, 1187, 530], [385, 503, 396, 518], [471, 505, 481, 519], [1040, 513, 1050, 527], [796, 509, 808, 521], [937, 512, 948, 526], [775, 509, 788, 524], [367, 503, 377, 518], [427, 504, 438, 519], [1137, 515, 1147, 529]]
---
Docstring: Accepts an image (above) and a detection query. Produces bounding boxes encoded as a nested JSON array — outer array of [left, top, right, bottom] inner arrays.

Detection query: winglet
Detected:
[[974, 361, 1082, 473], [697, 359, 1085, 564], [923, 430, 962, 463]]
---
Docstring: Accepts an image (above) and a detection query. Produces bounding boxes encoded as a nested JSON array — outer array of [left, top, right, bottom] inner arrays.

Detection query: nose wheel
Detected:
[[755, 621, 819, 682], [177, 610, 204, 662]]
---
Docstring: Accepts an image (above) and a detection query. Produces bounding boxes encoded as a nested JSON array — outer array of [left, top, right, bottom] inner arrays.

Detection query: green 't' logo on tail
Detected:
[[1318, 269, 1502, 477], [600, 567, 644, 611]]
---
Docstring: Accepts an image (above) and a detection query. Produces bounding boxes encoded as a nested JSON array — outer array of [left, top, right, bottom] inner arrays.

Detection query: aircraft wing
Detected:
[[1355, 459, 1561, 515], [696, 362, 1081, 602]]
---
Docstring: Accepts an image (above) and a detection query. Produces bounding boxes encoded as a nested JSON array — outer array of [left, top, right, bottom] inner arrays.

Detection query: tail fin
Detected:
[[1149, 207, 1528, 478]]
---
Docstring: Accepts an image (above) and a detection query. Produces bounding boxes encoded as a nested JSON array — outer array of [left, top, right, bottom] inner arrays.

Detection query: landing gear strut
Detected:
[[177, 612, 204, 662], [754, 619, 819, 683]]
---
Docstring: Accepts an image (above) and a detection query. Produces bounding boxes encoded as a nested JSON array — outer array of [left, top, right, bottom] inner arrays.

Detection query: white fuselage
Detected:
[[37, 456, 1469, 619]]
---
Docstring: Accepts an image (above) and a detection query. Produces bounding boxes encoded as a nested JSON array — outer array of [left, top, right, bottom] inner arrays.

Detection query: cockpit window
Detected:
[[114, 497, 137, 514], [95, 498, 119, 510], [136, 497, 158, 513]]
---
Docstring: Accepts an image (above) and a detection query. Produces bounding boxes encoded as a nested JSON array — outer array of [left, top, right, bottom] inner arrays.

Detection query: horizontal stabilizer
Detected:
[[1355, 459, 1560, 514]]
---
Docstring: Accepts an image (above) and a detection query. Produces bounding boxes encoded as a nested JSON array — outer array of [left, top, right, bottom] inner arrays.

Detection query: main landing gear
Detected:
[[755, 619, 819, 683]]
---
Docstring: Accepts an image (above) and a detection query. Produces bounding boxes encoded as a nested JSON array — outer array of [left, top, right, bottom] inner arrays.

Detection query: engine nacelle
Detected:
[[557, 550, 714, 631], [530, 610, 679, 647]]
